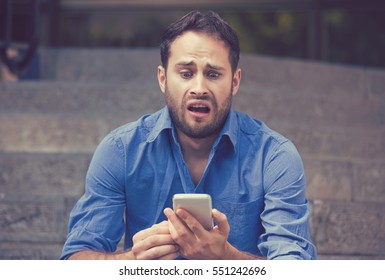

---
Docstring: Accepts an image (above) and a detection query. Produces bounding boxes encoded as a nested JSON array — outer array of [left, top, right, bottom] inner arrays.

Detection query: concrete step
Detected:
[[0, 113, 107, 154], [311, 200, 385, 257], [1, 73, 384, 160], [0, 81, 162, 120], [38, 48, 161, 83], [235, 83, 384, 129], [1, 111, 383, 161], [1, 77, 383, 129], [35, 48, 385, 107], [0, 152, 90, 197], [0, 151, 87, 258], [17, 48, 385, 130]]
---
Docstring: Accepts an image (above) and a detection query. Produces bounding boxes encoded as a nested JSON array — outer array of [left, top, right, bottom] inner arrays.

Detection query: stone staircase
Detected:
[[0, 48, 384, 259]]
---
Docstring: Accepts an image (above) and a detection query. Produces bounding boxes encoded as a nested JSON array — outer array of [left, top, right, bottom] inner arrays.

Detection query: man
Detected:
[[60, 11, 317, 260]]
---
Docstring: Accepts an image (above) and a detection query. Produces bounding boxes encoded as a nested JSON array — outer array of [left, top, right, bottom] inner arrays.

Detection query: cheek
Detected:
[[168, 77, 190, 93], [214, 83, 233, 99], [165, 84, 184, 108]]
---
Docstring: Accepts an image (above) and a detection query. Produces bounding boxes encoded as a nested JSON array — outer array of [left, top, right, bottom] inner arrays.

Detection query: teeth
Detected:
[[189, 104, 210, 113]]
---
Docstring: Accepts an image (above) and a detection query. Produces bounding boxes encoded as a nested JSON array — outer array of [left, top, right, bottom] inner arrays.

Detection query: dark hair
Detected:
[[160, 11, 240, 72]]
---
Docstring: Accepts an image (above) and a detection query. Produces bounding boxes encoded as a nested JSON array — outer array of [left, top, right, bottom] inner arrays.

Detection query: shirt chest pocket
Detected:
[[213, 197, 264, 255]]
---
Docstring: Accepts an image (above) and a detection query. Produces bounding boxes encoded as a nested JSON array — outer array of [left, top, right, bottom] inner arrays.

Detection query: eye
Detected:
[[206, 71, 221, 79], [180, 71, 193, 79]]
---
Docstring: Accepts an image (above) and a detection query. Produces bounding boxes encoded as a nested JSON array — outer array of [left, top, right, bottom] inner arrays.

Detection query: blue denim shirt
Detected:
[[61, 107, 317, 260]]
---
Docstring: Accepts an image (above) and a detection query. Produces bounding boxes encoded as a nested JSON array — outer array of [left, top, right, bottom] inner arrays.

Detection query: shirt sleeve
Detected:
[[258, 139, 317, 260], [60, 133, 126, 259]]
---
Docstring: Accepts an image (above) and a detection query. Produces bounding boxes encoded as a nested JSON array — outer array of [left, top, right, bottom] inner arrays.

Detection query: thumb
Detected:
[[212, 209, 230, 235]]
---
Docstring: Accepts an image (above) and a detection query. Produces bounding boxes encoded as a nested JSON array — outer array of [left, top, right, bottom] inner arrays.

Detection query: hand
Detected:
[[130, 220, 180, 260], [69, 213, 261, 260], [163, 207, 232, 259]]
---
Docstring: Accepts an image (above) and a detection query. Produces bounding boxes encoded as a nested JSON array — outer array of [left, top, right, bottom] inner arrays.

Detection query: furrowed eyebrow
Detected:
[[175, 61, 225, 71], [175, 61, 195, 67], [207, 63, 225, 71]]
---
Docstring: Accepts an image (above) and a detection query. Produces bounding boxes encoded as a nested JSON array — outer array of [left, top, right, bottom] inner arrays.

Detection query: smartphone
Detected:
[[172, 193, 213, 230]]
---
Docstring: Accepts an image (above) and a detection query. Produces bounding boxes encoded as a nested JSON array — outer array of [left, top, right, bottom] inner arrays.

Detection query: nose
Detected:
[[190, 74, 208, 96]]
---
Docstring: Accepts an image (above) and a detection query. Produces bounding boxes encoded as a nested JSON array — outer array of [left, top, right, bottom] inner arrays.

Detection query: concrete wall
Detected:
[[0, 48, 384, 259]]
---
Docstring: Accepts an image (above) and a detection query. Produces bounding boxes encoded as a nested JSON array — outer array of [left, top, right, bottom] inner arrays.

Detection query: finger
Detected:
[[212, 209, 230, 235], [132, 221, 170, 243], [135, 244, 179, 260], [163, 207, 175, 219], [157, 220, 169, 227], [167, 217, 178, 239], [163, 208, 187, 230], [175, 208, 207, 239], [132, 233, 178, 259], [164, 208, 195, 243], [157, 252, 180, 260], [133, 234, 176, 252]]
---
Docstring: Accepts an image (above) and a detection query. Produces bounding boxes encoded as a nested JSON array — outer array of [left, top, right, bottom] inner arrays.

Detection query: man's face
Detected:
[[158, 31, 241, 139]]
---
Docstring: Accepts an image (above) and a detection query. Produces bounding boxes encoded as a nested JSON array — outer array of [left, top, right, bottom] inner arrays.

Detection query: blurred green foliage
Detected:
[[326, 10, 385, 68], [56, 10, 385, 69], [223, 12, 308, 58]]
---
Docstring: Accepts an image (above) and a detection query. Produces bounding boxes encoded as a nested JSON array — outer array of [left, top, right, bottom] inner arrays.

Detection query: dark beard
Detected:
[[164, 86, 233, 139]]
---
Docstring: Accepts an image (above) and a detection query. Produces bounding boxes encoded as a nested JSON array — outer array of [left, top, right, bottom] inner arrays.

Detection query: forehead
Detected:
[[168, 31, 231, 68]]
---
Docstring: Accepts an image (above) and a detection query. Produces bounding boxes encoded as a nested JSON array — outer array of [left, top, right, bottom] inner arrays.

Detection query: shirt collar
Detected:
[[146, 107, 238, 151], [146, 107, 173, 143], [213, 109, 237, 151]]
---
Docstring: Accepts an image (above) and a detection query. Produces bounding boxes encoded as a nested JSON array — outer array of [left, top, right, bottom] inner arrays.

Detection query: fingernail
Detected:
[[176, 209, 187, 219], [163, 208, 171, 216]]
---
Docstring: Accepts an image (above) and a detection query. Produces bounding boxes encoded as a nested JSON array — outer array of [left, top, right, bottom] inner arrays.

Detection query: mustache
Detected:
[[185, 95, 212, 101]]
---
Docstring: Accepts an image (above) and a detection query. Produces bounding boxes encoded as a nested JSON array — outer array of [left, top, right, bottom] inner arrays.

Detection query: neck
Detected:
[[176, 130, 217, 159], [175, 130, 218, 186]]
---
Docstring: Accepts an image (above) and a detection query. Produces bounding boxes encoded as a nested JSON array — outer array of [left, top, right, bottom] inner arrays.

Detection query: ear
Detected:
[[157, 65, 167, 94], [231, 68, 241, 97]]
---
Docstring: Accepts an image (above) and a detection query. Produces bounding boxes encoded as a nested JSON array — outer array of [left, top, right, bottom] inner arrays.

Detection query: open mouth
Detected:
[[188, 104, 210, 114]]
